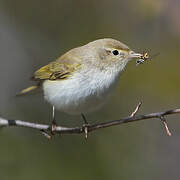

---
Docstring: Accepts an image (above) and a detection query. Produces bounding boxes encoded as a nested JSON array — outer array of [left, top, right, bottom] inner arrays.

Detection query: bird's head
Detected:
[[83, 38, 142, 72]]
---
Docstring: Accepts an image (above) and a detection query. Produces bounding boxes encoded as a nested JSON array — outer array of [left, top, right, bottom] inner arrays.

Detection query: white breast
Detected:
[[43, 69, 121, 115]]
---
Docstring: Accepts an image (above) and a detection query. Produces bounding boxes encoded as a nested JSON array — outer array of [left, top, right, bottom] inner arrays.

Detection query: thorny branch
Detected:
[[0, 103, 180, 139]]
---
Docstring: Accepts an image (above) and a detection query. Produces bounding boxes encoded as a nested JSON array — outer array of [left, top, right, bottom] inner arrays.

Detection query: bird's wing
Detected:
[[32, 60, 81, 81]]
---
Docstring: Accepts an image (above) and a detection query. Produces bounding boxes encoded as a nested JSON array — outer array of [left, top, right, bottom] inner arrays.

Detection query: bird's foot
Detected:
[[82, 123, 90, 139], [50, 121, 57, 136]]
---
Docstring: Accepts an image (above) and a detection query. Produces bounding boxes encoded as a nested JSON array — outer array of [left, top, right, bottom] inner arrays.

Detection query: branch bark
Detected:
[[0, 106, 180, 138]]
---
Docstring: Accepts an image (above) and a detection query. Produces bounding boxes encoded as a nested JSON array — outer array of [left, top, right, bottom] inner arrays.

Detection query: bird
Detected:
[[19, 38, 143, 133]]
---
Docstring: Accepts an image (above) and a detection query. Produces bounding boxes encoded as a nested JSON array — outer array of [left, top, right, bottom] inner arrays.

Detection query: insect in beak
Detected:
[[136, 52, 149, 65], [136, 52, 159, 66]]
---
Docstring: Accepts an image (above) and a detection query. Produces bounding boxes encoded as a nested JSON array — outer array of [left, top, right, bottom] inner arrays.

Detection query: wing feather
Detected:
[[32, 61, 80, 81]]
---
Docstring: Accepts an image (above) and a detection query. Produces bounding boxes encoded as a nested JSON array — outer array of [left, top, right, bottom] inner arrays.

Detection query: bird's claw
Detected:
[[50, 121, 57, 135], [82, 123, 90, 139]]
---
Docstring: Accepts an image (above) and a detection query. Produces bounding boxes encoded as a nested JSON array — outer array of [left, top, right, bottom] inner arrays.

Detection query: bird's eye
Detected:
[[112, 50, 119, 56]]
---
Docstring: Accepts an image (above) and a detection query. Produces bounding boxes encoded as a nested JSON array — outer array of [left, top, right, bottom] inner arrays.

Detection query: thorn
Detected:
[[160, 116, 172, 136], [130, 102, 142, 117]]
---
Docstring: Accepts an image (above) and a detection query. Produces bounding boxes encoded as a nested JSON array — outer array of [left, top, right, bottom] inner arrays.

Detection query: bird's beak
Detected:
[[129, 51, 142, 59]]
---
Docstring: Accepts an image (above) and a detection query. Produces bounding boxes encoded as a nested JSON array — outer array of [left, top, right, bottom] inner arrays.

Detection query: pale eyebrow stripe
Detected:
[[108, 46, 130, 52]]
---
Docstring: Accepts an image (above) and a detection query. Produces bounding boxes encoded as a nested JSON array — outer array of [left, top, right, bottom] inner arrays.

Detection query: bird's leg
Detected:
[[81, 113, 90, 139], [51, 106, 57, 134]]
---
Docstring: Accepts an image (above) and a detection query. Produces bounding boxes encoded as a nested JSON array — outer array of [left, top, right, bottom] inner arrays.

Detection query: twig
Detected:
[[159, 116, 172, 136], [130, 102, 142, 117], [0, 108, 180, 137]]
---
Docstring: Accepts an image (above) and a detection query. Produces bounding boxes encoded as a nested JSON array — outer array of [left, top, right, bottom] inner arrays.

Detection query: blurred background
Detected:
[[0, 0, 180, 179]]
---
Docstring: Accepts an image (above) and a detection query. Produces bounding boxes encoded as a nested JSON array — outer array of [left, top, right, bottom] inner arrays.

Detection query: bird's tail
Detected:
[[17, 85, 40, 96]]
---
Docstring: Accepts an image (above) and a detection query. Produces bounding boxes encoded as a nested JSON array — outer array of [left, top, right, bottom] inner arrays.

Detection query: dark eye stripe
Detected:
[[112, 50, 119, 56]]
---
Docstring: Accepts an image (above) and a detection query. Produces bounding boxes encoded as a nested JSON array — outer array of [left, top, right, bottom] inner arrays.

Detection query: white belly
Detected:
[[43, 70, 121, 115]]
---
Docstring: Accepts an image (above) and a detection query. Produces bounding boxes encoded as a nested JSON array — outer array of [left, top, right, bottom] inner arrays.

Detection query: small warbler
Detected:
[[19, 38, 143, 130]]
